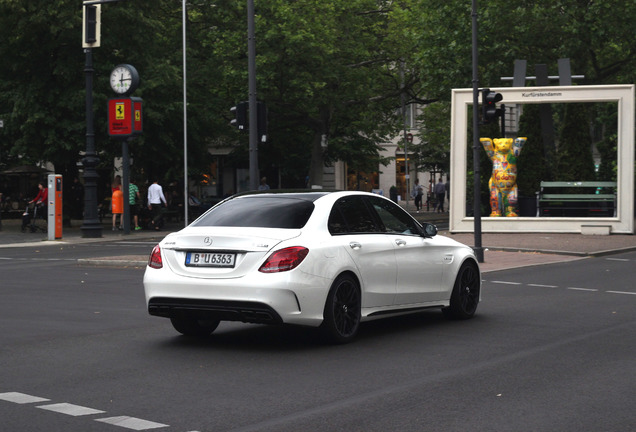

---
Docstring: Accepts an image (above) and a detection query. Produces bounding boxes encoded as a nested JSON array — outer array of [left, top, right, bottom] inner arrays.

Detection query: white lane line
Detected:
[[95, 416, 169, 430], [0, 392, 49, 404], [567, 287, 598, 292], [607, 290, 636, 296], [491, 281, 522, 285], [0, 257, 76, 262], [605, 258, 630, 262], [37, 402, 105, 416], [528, 283, 558, 288]]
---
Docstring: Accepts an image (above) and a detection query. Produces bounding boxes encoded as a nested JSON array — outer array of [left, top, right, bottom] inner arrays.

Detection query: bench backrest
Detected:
[[540, 181, 616, 188]]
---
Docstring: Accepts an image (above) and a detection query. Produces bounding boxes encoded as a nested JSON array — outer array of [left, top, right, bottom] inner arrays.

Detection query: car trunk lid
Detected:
[[159, 227, 301, 278]]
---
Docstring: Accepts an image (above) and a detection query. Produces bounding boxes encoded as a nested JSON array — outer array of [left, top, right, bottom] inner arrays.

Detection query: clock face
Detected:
[[110, 64, 139, 95]]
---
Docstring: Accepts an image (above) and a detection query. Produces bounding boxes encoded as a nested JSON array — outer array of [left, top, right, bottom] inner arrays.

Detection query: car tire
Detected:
[[170, 316, 220, 336], [321, 274, 361, 344], [443, 260, 480, 320]]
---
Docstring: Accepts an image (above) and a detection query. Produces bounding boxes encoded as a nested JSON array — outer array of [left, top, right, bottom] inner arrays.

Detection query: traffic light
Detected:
[[82, 3, 101, 47], [481, 88, 503, 124], [230, 101, 248, 130], [230, 101, 267, 142]]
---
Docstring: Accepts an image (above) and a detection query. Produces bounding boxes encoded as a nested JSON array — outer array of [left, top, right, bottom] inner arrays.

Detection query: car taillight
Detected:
[[148, 245, 163, 269], [259, 246, 309, 273]]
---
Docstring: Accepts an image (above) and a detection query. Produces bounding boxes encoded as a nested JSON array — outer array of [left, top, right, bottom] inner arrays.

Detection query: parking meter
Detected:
[[48, 174, 63, 240]]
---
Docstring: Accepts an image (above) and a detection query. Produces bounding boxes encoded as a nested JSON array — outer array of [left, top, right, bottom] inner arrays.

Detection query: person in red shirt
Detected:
[[29, 181, 48, 219]]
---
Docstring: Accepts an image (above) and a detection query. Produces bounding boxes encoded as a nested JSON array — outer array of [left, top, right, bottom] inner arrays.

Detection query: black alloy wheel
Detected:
[[443, 261, 480, 319], [321, 274, 361, 344]]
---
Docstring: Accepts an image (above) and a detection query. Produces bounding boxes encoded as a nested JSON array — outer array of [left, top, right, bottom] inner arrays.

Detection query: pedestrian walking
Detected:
[[147, 179, 167, 231], [111, 175, 123, 230], [411, 179, 423, 212], [129, 178, 141, 231], [434, 177, 446, 213]]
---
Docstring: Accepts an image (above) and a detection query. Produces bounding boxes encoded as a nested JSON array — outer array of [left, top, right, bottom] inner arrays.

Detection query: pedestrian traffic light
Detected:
[[481, 88, 503, 124], [230, 101, 247, 130]]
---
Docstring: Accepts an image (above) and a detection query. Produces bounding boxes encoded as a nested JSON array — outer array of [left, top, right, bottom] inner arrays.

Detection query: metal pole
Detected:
[[183, 0, 189, 225], [471, 0, 484, 262], [247, 0, 258, 190], [81, 47, 102, 238], [122, 138, 130, 234], [401, 61, 409, 209]]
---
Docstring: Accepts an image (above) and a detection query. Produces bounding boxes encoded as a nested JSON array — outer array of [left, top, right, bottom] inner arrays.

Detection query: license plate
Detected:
[[185, 252, 236, 267]]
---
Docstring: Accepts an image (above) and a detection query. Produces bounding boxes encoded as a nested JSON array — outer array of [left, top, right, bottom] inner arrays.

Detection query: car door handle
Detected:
[[349, 242, 362, 250], [395, 239, 407, 247]]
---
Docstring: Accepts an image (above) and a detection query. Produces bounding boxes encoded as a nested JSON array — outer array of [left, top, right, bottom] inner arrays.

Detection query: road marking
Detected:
[[95, 416, 169, 430], [2, 391, 170, 431], [605, 258, 630, 262], [0, 257, 77, 262], [37, 402, 105, 416], [485, 280, 636, 298], [0, 392, 49, 404]]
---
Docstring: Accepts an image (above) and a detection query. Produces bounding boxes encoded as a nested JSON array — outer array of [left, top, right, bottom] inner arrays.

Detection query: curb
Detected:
[[77, 255, 148, 268]]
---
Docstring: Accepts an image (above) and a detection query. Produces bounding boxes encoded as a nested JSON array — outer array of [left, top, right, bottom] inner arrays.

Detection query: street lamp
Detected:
[[81, 0, 125, 238]]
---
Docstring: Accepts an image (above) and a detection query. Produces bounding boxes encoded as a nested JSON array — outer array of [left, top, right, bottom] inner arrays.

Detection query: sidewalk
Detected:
[[0, 217, 177, 247], [1, 213, 634, 273]]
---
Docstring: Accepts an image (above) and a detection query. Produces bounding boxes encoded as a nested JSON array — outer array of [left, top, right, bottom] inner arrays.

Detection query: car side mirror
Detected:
[[420, 223, 438, 238]]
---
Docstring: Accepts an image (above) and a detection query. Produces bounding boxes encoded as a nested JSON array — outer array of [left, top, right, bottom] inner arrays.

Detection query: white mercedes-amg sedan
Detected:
[[143, 191, 480, 343]]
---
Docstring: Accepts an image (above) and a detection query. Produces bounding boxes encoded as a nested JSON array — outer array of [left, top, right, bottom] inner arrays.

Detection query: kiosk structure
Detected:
[[449, 84, 634, 234]]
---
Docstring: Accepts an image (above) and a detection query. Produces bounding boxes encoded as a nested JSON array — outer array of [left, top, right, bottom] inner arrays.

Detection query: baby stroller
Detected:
[[21, 202, 47, 233]]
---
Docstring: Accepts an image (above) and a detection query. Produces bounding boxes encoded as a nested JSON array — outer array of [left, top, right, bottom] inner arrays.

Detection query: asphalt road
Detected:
[[1, 244, 635, 432]]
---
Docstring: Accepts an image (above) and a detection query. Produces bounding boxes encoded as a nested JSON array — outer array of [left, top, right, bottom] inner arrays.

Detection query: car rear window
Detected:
[[191, 196, 315, 228]]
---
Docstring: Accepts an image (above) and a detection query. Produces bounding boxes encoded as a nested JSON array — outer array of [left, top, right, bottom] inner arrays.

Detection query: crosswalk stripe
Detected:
[[95, 416, 169, 430], [36, 402, 105, 416], [0, 392, 49, 404]]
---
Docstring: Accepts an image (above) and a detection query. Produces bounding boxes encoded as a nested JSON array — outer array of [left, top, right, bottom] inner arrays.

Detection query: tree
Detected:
[[413, 101, 451, 174]]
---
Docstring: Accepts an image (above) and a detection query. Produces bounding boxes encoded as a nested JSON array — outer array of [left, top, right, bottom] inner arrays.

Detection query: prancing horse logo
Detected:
[[203, 237, 213, 245]]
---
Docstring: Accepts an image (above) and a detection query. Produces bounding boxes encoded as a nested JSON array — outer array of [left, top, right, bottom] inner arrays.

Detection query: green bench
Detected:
[[536, 181, 616, 217]]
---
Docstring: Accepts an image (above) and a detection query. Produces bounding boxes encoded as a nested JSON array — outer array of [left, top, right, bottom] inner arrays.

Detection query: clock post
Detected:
[[108, 65, 141, 234]]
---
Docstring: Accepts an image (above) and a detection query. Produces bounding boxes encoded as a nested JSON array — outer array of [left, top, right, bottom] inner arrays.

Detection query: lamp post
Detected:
[[81, 0, 124, 238]]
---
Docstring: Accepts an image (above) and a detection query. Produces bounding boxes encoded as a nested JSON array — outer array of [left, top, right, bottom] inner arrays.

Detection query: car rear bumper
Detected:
[[148, 297, 283, 324]]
